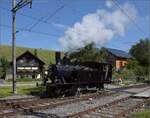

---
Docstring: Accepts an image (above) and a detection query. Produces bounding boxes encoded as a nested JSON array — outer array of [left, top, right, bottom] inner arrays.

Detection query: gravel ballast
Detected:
[[35, 93, 130, 117]]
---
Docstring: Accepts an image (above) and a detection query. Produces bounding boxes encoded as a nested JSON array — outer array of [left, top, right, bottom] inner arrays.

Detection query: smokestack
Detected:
[[55, 51, 61, 64]]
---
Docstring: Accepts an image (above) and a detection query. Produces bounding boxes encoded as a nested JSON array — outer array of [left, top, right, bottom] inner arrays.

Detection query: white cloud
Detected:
[[106, 0, 113, 8], [58, 2, 137, 50]]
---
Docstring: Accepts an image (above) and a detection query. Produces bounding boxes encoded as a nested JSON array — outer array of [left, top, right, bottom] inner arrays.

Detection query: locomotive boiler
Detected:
[[45, 61, 112, 97]]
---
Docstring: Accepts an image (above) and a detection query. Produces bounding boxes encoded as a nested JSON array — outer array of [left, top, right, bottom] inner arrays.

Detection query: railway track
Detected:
[[67, 97, 150, 118], [0, 91, 113, 117], [0, 83, 147, 105], [0, 84, 149, 117]]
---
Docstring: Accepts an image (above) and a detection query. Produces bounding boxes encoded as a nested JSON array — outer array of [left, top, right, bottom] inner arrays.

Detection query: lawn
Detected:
[[5, 78, 42, 84], [0, 78, 45, 98], [131, 110, 150, 118], [0, 86, 46, 98]]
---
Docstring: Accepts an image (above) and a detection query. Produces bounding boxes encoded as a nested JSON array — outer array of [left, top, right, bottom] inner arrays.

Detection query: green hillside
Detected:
[[0, 45, 64, 64]]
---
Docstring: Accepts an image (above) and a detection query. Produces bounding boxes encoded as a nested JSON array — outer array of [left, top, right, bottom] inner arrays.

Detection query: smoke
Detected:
[[58, 2, 137, 50], [106, 0, 114, 8]]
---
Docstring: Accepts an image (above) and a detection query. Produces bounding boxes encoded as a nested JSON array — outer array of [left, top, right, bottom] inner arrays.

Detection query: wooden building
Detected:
[[105, 48, 131, 70], [16, 51, 45, 79]]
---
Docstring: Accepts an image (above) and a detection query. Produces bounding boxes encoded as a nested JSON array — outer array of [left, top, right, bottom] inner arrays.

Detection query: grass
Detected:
[[6, 78, 42, 82], [5, 81, 41, 85], [0, 86, 12, 98], [0, 86, 46, 98], [4, 78, 42, 85], [0, 45, 64, 64], [131, 110, 150, 118], [0, 78, 45, 98]]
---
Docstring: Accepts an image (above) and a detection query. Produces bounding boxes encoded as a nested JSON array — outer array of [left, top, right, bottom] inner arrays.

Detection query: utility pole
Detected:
[[12, 0, 16, 94], [12, 0, 32, 94]]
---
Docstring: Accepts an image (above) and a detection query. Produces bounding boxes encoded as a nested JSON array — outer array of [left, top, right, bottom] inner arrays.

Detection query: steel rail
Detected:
[[67, 97, 150, 118], [112, 98, 150, 118], [67, 96, 130, 118], [0, 91, 113, 117]]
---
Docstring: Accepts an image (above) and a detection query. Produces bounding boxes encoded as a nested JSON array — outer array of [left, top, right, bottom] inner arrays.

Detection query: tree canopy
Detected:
[[129, 38, 149, 66], [69, 42, 107, 62], [128, 38, 149, 76]]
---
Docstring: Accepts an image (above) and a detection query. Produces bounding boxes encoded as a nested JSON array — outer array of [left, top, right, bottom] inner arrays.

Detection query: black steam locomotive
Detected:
[[45, 60, 112, 97]]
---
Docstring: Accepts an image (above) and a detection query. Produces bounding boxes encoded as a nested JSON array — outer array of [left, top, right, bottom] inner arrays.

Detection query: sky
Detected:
[[0, 0, 149, 52]]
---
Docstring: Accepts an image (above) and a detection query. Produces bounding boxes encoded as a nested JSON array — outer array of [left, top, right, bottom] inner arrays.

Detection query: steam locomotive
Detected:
[[45, 58, 112, 97]]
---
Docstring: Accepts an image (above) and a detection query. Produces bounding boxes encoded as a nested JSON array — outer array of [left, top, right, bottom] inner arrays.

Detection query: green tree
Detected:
[[126, 59, 147, 76], [69, 42, 97, 62], [98, 47, 108, 62], [0, 57, 10, 79], [69, 43, 107, 62], [129, 38, 149, 75], [130, 39, 149, 66]]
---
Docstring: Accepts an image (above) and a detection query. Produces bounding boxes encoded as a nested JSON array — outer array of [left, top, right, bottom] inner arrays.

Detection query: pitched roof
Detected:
[[16, 51, 45, 65], [106, 48, 131, 59]]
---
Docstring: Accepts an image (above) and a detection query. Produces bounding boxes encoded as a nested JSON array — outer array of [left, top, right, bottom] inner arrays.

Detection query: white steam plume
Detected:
[[58, 2, 137, 50], [106, 0, 114, 8]]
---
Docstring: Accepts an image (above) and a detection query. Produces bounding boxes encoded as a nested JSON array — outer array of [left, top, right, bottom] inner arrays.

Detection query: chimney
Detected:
[[55, 51, 61, 64]]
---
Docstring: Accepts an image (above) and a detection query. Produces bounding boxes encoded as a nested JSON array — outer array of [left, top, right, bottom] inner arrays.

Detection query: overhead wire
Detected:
[[44, 5, 65, 22], [131, 0, 144, 16], [0, 4, 82, 27], [0, 2, 62, 37], [0, 24, 59, 56], [2, 1, 140, 46], [0, 6, 81, 39], [1, 7, 42, 21], [0, 6, 66, 32], [0, 24, 59, 38], [28, 5, 65, 31], [112, 0, 145, 35], [0, 2, 83, 35]]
